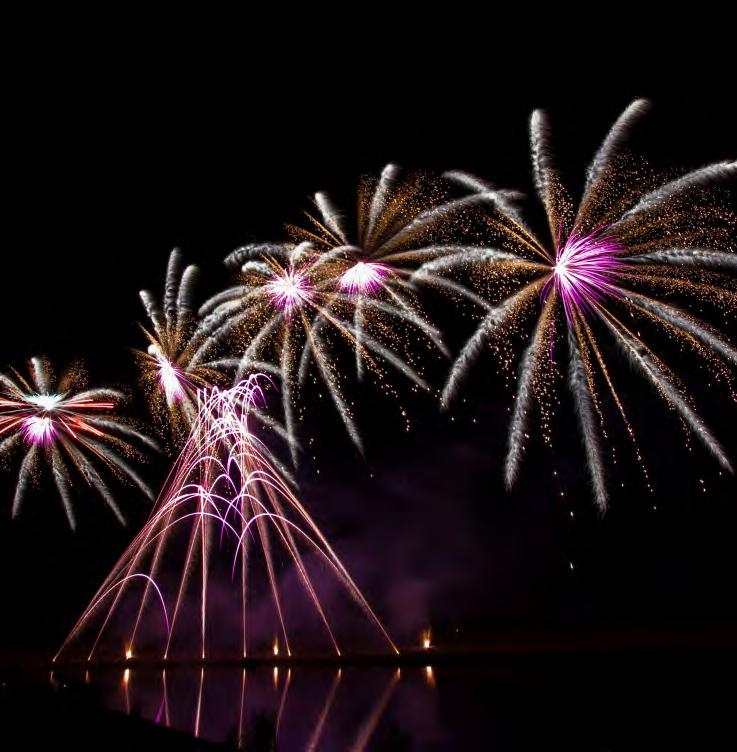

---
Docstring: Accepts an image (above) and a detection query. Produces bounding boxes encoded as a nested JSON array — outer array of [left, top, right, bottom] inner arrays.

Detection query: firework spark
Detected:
[[434, 98, 736, 509], [0, 357, 157, 528], [55, 378, 397, 662]]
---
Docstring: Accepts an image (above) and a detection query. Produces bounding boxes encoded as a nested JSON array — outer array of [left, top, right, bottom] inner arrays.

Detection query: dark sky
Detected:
[[1, 43, 736, 661]]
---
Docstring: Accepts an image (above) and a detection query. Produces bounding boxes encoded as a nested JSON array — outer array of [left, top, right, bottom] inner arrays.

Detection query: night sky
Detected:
[[1, 43, 736, 665]]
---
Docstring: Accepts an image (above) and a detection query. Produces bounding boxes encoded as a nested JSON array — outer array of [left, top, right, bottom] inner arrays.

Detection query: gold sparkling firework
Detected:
[[136, 249, 236, 446], [196, 165, 499, 460], [136, 249, 287, 453], [0, 357, 158, 528], [433, 99, 736, 509]]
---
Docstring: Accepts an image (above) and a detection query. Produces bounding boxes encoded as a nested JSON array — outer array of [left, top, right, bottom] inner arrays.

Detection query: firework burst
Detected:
[[194, 166, 500, 459], [196, 244, 396, 461], [433, 99, 737, 509], [0, 357, 158, 528], [136, 249, 236, 444], [136, 249, 291, 455], [287, 163, 526, 361]]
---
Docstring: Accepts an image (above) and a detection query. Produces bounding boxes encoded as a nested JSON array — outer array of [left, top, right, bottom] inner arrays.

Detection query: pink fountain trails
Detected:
[[55, 377, 396, 663]]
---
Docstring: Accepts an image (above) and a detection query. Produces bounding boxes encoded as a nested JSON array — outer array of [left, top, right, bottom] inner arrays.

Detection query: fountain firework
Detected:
[[55, 377, 396, 663]]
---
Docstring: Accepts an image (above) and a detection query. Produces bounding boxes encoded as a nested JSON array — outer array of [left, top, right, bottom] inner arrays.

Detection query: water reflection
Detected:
[[424, 665, 436, 689], [67, 664, 433, 749], [45, 658, 735, 749]]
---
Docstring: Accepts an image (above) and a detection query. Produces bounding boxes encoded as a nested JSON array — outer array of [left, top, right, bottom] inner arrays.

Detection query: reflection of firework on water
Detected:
[[0, 357, 157, 528], [135, 249, 236, 445], [58, 665, 401, 750], [55, 378, 397, 662], [433, 99, 737, 509]]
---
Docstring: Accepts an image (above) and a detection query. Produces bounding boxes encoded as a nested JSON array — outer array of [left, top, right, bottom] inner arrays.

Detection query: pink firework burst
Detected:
[[543, 229, 623, 320], [22, 415, 56, 444], [438, 98, 737, 512], [339, 261, 389, 295], [266, 267, 313, 312], [0, 391, 113, 447], [0, 356, 158, 528]]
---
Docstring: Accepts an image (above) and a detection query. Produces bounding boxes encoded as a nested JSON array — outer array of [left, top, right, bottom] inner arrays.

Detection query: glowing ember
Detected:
[[544, 229, 623, 321], [266, 267, 313, 312], [339, 261, 389, 295], [22, 415, 55, 444]]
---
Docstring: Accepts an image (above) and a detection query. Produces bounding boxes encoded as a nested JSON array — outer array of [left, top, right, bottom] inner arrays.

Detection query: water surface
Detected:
[[50, 656, 734, 749]]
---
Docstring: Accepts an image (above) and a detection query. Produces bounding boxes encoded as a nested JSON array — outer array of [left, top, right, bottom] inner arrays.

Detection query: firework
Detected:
[[55, 378, 397, 662], [136, 249, 235, 443], [286, 163, 524, 361], [432, 99, 736, 509], [194, 166, 496, 458], [0, 357, 157, 528], [136, 249, 291, 452], [196, 244, 370, 461]]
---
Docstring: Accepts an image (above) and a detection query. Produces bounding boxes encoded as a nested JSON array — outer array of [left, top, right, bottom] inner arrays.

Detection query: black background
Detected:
[[1, 36, 735, 663]]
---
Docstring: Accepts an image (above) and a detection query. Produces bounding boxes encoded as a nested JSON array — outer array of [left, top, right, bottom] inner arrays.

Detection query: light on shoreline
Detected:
[[422, 628, 432, 650]]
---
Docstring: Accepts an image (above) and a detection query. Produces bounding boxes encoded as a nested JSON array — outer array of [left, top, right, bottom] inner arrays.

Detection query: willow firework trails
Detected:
[[433, 98, 736, 509]]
